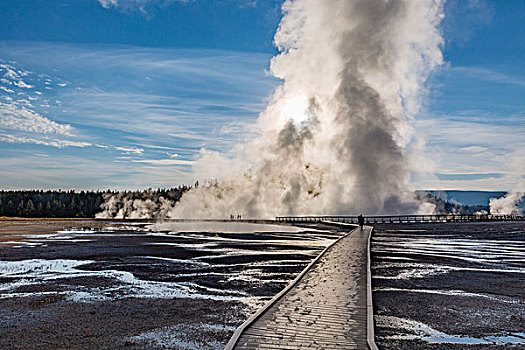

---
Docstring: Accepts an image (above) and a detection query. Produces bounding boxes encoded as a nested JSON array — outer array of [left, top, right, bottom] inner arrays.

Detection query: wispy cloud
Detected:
[[0, 102, 72, 135], [131, 158, 194, 166], [413, 111, 525, 190], [459, 146, 488, 154], [13, 80, 34, 88], [0, 60, 85, 150], [436, 172, 504, 181], [443, 0, 494, 45], [0, 134, 91, 148], [96, 0, 257, 14], [98, 0, 118, 8], [449, 66, 525, 87], [115, 146, 144, 154], [0, 42, 277, 189], [137, 144, 180, 151], [0, 86, 14, 93], [96, 0, 188, 14]]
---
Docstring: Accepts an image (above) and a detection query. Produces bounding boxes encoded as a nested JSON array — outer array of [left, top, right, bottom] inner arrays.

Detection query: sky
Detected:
[[0, 0, 523, 191]]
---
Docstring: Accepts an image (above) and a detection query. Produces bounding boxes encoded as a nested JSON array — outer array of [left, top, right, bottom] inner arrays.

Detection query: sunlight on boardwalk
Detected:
[[229, 226, 372, 349]]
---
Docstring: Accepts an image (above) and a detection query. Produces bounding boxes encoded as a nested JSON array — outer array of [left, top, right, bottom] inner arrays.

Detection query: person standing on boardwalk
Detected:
[[358, 214, 364, 229]]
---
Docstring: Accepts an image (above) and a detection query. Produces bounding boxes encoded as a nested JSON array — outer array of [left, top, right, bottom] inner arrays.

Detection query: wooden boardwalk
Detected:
[[276, 214, 524, 224], [226, 226, 375, 350]]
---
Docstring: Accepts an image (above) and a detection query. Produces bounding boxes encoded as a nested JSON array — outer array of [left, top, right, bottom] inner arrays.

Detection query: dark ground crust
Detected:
[[1, 296, 247, 350], [371, 222, 525, 350], [0, 219, 339, 349]]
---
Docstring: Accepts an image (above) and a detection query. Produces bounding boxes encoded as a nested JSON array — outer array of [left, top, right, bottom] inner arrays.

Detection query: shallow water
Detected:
[[376, 316, 525, 345], [1, 223, 336, 301], [147, 221, 309, 233]]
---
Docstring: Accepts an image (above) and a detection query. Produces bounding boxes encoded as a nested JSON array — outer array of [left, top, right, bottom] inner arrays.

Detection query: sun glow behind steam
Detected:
[[280, 95, 311, 126]]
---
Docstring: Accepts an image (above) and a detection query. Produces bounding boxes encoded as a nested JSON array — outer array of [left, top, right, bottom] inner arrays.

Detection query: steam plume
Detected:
[[489, 182, 524, 215], [99, 0, 446, 219]]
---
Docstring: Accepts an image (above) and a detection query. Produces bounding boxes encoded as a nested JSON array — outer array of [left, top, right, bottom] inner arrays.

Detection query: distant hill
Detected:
[[419, 190, 507, 207]]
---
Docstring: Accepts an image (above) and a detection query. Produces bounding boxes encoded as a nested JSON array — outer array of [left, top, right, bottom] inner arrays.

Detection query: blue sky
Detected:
[[0, 0, 523, 191]]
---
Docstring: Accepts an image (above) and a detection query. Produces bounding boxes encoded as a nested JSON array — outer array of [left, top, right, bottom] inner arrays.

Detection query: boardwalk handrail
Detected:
[[366, 226, 378, 350], [276, 214, 524, 224]]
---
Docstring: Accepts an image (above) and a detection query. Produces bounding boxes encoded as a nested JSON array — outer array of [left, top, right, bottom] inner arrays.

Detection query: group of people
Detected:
[[227, 213, 364, 226]]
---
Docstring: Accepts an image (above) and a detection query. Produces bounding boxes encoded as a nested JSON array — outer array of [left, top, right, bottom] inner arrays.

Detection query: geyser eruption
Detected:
[[99, 0, 446, 219]]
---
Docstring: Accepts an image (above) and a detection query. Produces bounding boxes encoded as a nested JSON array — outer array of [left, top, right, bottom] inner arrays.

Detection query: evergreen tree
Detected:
[[26, 199, 35, 215]]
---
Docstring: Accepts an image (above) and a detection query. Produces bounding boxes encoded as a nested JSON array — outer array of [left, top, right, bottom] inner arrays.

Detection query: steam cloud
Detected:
[[489, 182, 524, 215], [98, 0, 446, 219]]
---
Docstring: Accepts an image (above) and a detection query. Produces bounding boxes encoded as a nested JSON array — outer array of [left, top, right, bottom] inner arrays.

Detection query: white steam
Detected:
[[489, 182, 524, 215], [99, 0, 446, 219]]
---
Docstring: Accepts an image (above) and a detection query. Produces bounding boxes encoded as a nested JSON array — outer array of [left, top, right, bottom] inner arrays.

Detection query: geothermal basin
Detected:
[[1, 219, 524, 349], [0, 219, 342, 349], [372, 222, 525, 349]]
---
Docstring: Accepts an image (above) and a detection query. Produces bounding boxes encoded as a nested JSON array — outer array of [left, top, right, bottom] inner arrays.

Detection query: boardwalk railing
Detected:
[[276, 214, 524, 224]]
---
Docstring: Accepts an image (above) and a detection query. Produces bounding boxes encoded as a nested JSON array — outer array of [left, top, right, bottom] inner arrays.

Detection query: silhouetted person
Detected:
[[358, 214, 364, 229]]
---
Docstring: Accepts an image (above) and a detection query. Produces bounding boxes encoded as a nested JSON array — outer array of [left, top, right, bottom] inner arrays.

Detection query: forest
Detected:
[[0, 187, 487, 218], [0, 187, 189, 218]]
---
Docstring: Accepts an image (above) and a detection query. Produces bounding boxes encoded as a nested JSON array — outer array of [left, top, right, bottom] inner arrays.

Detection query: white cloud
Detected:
[[96, 0, 184, 12], [98, 0, 119, 8], [115, 146, 144, 154], [13, 80, 34, 89], [438, 170, 502, 175], [459, 146, 488, 153], [449, 66, 525, 87], [413, 113, 525, 190], [131, 158, 194, 166], [138, 144, 180, 151], [1, 64, 20, 80], [0, 102, 72, 135], [0, 43, 275, 188], [0, 86, 14, 93], [0, 134, 91, 148]]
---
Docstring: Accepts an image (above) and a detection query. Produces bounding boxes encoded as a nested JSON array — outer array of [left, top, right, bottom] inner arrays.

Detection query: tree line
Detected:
[[0, 187, 189, 218], [0, 187, 484, 218]]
